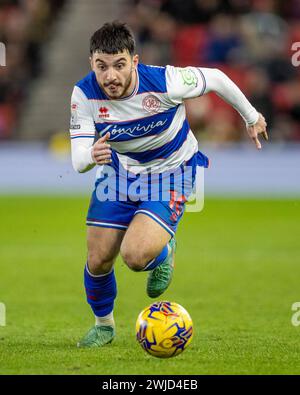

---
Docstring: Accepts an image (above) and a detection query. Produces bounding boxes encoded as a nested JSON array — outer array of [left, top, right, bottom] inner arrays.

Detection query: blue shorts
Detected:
[[86, 151, 208, 237]]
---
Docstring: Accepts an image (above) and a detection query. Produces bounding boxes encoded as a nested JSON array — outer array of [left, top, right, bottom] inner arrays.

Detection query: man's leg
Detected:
[[120, 213, 176, 298], [78, 226, 125, 348]]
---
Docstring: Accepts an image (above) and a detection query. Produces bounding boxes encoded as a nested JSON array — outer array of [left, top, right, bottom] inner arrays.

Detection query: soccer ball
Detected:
[[136, 301, 193, 358]]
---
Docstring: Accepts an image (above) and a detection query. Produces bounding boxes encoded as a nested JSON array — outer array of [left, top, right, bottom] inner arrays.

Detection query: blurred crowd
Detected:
[[1, 0, 300, 144], [126, 0, 300, 143], [0, 0, 65, 139]]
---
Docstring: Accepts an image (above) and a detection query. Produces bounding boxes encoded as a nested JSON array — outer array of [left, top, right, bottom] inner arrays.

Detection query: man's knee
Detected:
[[87, 226, 124, 275], [120, 243, 151, 272], [87, 251, 114, 275]]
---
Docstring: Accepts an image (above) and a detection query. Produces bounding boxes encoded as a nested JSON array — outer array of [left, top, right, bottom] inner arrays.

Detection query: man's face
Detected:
[[90, 50, 138, 99]]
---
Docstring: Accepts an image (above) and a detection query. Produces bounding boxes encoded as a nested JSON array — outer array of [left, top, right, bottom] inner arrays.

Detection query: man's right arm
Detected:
[[70, 86, 96, 173], [70, 86, 113, 173]]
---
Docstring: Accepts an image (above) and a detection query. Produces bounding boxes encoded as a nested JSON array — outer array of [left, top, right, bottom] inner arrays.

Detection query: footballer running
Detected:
[[70, 21, 268, 348]]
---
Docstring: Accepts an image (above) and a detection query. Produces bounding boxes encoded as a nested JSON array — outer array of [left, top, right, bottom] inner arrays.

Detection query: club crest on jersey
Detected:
[[99, 107, 110, 118], [142, 95, 161, 114]]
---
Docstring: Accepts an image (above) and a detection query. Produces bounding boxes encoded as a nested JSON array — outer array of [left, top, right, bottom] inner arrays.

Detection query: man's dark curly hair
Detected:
[[90, 21, 136, 56]]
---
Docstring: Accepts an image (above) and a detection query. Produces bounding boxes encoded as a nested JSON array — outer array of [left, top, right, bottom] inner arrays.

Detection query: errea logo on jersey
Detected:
[[99, 107, 110, 119]]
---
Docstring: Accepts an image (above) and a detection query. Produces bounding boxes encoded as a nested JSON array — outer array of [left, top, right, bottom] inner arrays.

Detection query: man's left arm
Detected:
[[200, 67, 268, 149], [166, 66, 268, 149]]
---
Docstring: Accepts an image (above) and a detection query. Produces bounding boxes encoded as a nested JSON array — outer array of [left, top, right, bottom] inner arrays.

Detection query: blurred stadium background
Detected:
[[0, 0, 299, 196]]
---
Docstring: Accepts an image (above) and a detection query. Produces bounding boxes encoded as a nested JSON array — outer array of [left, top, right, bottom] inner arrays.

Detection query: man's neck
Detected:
[[122, 68, 137, 98]]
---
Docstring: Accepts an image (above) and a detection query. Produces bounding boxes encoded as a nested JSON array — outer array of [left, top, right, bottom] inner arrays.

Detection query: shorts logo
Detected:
[[99, 107, 110, 118], [169, 191, 186, 222], [142, 95, 161, 113]]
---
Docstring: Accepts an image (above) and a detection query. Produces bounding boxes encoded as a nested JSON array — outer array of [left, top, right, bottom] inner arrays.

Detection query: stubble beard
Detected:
[[102, 71, 133, 100]]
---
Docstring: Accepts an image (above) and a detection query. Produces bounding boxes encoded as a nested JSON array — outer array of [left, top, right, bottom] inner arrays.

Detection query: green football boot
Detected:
[[77, 325, 115, 348], [147, 237, 176, 298]]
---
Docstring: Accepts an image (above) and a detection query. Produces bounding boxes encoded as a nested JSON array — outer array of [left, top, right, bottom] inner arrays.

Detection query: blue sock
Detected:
[[84, 263, 117, 317], [143, 245, 169, 271]]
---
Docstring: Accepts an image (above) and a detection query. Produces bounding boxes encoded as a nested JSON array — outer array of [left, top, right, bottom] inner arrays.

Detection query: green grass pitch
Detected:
[[0, 196, 300, 375]]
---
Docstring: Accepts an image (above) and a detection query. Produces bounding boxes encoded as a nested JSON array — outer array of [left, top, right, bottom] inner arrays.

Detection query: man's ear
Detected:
[[133, 54, 139, 68], [89, 56, 93, 70]]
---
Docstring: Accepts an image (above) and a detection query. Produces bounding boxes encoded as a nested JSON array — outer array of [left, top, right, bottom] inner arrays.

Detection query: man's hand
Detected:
[[247, 113, 268, 150], [92, 132, 112, 165]]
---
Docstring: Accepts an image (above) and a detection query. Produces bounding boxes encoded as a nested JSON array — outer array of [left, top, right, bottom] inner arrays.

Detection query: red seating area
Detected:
[[129, 0, 300, 143], [0, 0, 66, 139]]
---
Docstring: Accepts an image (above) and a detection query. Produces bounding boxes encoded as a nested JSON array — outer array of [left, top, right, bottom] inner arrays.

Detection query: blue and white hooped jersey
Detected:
[[70, 63, 209, 174]]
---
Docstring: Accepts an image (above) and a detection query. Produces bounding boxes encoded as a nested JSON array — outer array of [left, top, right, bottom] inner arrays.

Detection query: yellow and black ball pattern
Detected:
[[136, 301, 193, 358]]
